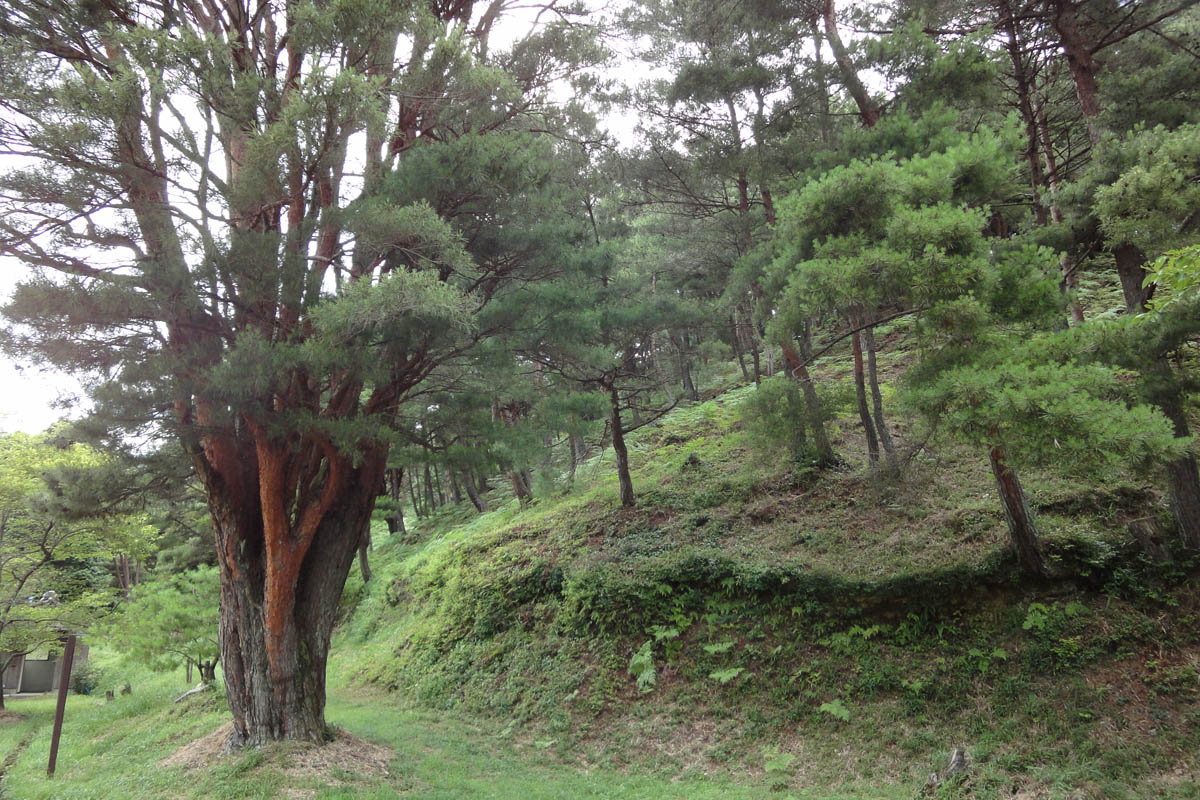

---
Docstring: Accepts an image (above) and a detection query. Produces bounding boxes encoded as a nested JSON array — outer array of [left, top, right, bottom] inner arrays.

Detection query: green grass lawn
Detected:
[[3, 354, 1198, 800], [2, 676, 883, 799]]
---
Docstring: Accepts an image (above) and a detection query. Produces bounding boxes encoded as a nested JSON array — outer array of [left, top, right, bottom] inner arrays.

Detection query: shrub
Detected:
[[70, 663, 103, 695]]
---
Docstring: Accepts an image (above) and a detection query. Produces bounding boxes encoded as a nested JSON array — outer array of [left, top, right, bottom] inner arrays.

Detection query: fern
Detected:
[[629, 640, 656, 693], [819, 698, 850, 722]]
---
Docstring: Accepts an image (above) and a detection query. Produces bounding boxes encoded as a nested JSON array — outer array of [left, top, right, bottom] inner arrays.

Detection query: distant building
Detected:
[[2, 639, 89, 694]]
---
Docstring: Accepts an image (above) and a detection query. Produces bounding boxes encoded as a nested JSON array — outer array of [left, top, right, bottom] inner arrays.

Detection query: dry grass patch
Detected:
[[160, 721, 393, 783], [279, 728, 392, 781]]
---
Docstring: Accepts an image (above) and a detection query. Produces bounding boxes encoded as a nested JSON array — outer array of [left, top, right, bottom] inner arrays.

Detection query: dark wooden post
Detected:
[[47, 635, 77, 777]]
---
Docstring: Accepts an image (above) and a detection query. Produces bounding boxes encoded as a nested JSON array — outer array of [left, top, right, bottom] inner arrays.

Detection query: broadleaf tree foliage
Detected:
[[0, 432, 151, 708]]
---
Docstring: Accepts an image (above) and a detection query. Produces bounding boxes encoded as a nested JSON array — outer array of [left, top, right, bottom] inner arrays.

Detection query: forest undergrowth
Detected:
[[329, 329, 1200, 800]]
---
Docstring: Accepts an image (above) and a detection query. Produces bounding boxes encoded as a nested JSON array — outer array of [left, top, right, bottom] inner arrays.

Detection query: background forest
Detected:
[[0, 0, 1199, 797]]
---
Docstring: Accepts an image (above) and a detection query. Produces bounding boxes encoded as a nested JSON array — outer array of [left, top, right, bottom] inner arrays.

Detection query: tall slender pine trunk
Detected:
[[851, 329, 880, 470], [1114, 244, 1154, 314], [1047, 0, 1152, 315], [732, 315, 750, 381], [609, 386, 635, 507], [1151, 362, 1200, 549], [988, 444, 1048, 576], [461, 470, 488, 513], [863, 326, 898, 474], [781, 336, 836, 466]]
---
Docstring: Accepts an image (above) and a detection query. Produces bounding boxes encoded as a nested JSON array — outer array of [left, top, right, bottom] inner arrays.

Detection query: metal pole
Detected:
[[46, 634, 77, 778]]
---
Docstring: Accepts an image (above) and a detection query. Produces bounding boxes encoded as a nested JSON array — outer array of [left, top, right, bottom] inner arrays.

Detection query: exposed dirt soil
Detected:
[[159, 722, 232, 769]]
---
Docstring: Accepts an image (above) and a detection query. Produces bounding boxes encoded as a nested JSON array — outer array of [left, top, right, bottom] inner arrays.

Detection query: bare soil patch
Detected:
[[159, 722, 232, 770]]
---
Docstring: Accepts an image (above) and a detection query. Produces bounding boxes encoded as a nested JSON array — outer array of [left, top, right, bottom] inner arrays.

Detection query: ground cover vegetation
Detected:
[[0, 0, 1199, 795]]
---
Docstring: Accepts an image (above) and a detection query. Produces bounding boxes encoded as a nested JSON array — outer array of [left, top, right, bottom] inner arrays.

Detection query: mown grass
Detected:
[[2, 659, 842, 799]]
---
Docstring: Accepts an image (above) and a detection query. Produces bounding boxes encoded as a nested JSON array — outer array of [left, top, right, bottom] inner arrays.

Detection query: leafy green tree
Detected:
[[107, 566, 220, 684], [906, 334, 1188, 572], [0, 433, 142, 707], [524, 255, 689, 507], [1087, 130, 1200, 548]]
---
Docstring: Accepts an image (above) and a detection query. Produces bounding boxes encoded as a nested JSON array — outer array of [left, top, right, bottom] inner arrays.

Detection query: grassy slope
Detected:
[[333, 326, 1200, 799], [2, 303, 1198, 798]]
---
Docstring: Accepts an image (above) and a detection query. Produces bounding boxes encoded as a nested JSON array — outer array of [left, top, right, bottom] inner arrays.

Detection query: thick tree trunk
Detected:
[[740, 298, 763, 386], [432, 465, 446, 507], [609, 386, 635, 507], [1153, 368, 1200, 549], [988, 444, 1048, 575], [358, 528, 372, 583], [567, 433, 580, 483], [749, 327, 762, 386], [567, 432, 589, 485], [851, 329, 881, 470], [1046, 3, 1159, 312], [1166, 456, 1200, 551], [863, 325, 899, 474], [386, 468, 405, 535], [732, 315, 750, 381], [208, 449, 384, 748], [681, 358, 699, 402], [0, 655, 11, 710], [423, 463, 436, 511], [407, 470, 424, 519], [510, 470, 533, 505], [677, 332, 699, 402], [761, 185, 775, 226]]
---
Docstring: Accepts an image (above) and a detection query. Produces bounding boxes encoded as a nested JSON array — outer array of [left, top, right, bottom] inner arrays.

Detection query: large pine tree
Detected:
[[0, 0, 602, 745]]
